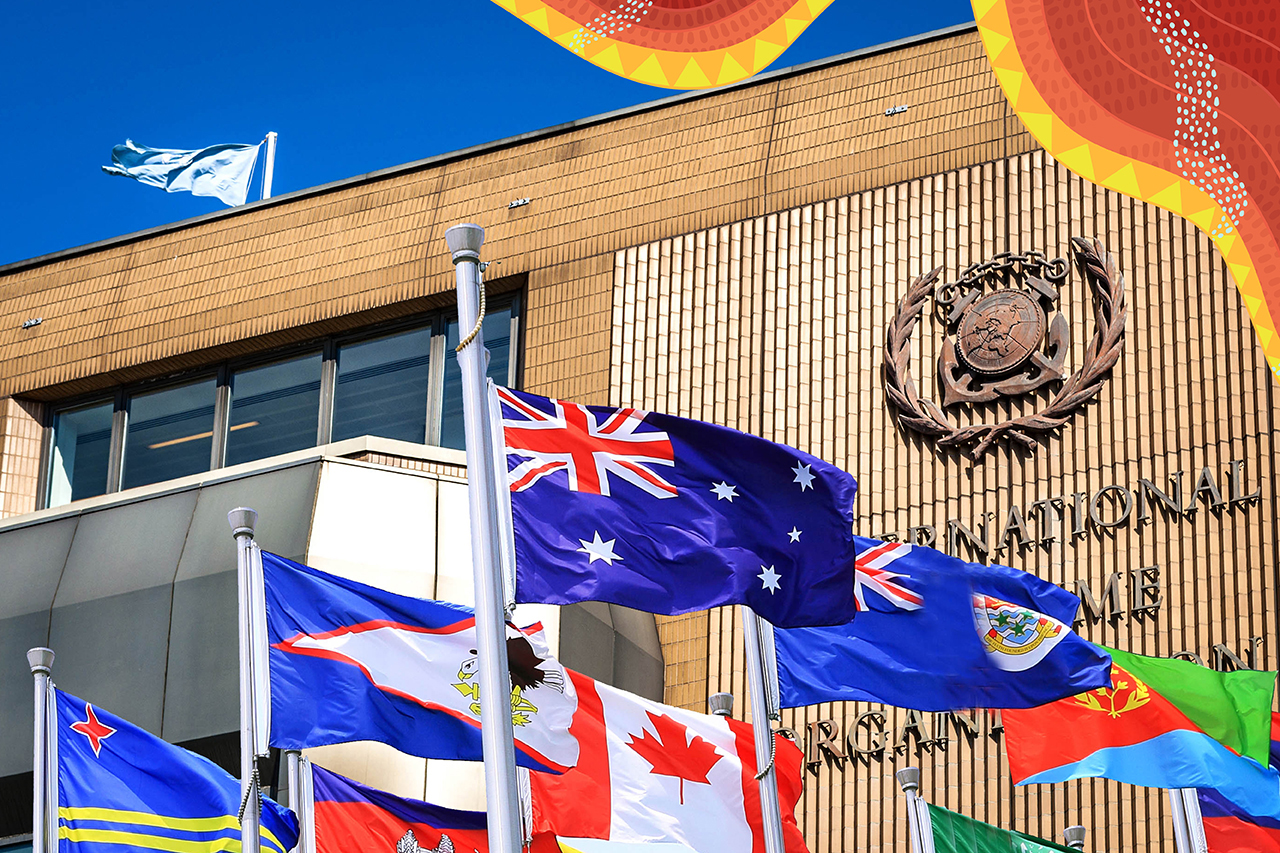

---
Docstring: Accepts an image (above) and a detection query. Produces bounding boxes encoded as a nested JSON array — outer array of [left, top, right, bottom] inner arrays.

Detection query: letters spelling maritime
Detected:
[[498, 387, 861, 629], [262, 552, 579, 774], [56, 689, 298, 853]]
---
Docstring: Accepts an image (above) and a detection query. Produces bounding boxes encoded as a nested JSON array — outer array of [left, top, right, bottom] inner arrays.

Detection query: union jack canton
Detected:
[[496, 386, 862, 629]]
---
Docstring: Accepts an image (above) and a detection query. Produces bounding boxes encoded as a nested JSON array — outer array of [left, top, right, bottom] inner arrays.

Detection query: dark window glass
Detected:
[[332, 327, 431, 444], [48, 400, 114, 507], [225, 353, 322, 467], [121, 378, 216, 490], [440, 305, 513, 450]]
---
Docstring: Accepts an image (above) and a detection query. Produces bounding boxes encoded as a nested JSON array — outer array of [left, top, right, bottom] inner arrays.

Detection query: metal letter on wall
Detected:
[[884, 238, 1127, 457]]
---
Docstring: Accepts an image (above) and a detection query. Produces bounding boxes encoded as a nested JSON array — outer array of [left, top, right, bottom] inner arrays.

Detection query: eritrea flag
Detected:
[[1003, 647, 1280, 820]]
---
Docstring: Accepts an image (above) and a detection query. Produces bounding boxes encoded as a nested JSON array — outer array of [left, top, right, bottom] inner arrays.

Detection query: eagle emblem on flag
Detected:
[[499, 387, 677, 498]]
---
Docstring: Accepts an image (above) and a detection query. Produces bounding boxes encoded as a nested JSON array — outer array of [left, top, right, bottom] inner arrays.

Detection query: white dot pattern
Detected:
[[570, 0, 654, 54], [1140, 0, 1249, 237]]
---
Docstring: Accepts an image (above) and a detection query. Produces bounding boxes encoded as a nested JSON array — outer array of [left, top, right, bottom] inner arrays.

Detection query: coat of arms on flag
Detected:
[[971, 595, 1068, 672]]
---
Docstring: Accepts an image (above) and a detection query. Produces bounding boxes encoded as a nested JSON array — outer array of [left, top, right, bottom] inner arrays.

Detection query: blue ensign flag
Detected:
[[263, 553, 580, 773], [56, 689, 297, 853], [498, 387, 860, 628], [774, 538, 1113, 710]]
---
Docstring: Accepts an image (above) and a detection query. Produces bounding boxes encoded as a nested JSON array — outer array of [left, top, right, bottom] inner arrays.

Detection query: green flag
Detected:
[[926, 804, 1075, 853], [1105, 646, 1276, 764]]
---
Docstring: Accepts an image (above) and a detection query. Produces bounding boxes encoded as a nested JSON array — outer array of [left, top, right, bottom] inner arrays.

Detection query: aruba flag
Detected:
[[56, 689, 298, 853], [1003, 648, 1280, 820]]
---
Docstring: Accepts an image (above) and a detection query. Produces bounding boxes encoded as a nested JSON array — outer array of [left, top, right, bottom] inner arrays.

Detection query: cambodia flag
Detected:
[[497, 387, 859, 628], [312, 765, 492, 853], [1003, 649, 1280, 821], [529, 670, 809, 853], [1196, 713, 1280, 852]]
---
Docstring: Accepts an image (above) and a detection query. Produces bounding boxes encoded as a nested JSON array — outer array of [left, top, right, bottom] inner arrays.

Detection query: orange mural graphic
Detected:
[[489, 0, 834, 89], [971, 0, 1280, 375]]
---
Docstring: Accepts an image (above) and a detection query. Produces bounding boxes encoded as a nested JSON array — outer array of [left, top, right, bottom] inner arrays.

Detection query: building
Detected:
[[1, 21, 1275, 852]]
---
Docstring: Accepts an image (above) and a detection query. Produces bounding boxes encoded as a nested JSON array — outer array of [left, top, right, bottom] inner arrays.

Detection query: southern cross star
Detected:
[[578, 532, 622, 565], [787, 527, 802, 543], [791, 462, 815, 491], [710, 481, 739, 502], [758, 565, 782, 593]]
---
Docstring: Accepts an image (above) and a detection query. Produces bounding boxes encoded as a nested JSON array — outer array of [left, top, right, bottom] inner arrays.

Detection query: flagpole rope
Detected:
[[236, 765, 263, 823], [754, 729, 776, 780], [456, 267, 487, 352]]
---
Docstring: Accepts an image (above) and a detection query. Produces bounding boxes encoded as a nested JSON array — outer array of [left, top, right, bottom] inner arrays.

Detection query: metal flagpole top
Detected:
[[1062, 826, 1086, 849], [446, 224, 485, 263], [708, 692, 734, 717], [895, 767, 921, 793], [228, 507, 258, 538], [27, 648, 55, 674]]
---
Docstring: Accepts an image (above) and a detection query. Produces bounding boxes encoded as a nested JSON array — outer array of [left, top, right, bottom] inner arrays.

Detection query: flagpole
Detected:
[[741, 606, 786, 853], [28, 648, 55, 853], [1062, 826, 1086, 850], [1169, 787, 1193, 853], [445, 222, 523, 853], [895, 767, 931, 853], [1179, 788, 1208, 853], [291, 754, 315, 853], [230, 508, 263, 853], [261, 133, 277, 200]]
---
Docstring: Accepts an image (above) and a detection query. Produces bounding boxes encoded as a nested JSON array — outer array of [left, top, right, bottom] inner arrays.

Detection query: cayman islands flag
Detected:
[[496, 387, 859, 629], [774, 538, 1111, 711], [264, 552, 579, 773], [56, 689, 298, 853]]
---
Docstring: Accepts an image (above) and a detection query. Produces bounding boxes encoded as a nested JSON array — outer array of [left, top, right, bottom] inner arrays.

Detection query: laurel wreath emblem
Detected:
[[884, 237, 1127, 457], [1072, 673, 1151, 718]]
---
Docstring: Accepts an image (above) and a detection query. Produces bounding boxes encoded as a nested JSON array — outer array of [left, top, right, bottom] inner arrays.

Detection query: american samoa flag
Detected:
[[853, 541, 923, 613], [499, 386, 677, 499]]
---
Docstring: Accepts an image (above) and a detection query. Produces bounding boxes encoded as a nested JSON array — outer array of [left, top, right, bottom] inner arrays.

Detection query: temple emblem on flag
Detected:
[[499, 387, 677, 498], [396, 829, 454, 853], [972, 596, 1069, 672], [1071, 666, 1151, 718]]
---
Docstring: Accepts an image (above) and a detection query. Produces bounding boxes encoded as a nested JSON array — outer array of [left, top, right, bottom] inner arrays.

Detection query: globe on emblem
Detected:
[[956, 289, 1046, 375]]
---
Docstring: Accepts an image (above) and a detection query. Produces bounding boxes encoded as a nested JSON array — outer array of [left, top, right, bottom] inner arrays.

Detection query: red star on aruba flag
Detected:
[[70, 703, 117, 757]]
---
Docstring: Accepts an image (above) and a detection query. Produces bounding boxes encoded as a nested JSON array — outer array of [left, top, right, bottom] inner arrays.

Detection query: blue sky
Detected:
[[1, 0, 972, 267]]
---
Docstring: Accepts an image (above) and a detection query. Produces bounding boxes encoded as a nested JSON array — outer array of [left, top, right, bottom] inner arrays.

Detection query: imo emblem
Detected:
[[884, 238, 1127, 457]]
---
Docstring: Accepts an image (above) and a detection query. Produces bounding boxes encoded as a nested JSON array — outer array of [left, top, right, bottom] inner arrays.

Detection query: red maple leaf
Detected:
[[625, 711, 724, 804]]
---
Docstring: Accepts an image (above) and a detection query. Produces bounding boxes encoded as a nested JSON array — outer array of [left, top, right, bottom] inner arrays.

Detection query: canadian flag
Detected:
[[531, 671, 809, 853]]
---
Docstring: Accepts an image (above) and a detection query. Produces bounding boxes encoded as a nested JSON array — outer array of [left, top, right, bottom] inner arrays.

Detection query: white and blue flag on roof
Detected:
[[56, 688, 297, 853], [774, 537, 1112, 711], [263, 552, 580, 774], [102, 139, 260, 206], [497, 386, 861, 628]]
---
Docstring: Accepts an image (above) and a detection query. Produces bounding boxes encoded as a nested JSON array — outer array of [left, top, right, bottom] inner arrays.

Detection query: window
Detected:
[[332, 327, 432, 444], [42, 294, 520, 509], [121, 378, 217, 491], [440, 304, 514, 450], [226, 354, 323, 467], [47, 400, 113, 506]]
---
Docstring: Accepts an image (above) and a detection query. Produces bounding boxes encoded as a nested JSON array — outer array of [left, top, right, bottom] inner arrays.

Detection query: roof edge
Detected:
[[0, 21, 977, 276]]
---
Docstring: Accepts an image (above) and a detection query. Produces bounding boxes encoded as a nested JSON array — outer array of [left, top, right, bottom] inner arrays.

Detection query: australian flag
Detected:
[[774, 537, 1113, 710], [497, 387, 860, 628]]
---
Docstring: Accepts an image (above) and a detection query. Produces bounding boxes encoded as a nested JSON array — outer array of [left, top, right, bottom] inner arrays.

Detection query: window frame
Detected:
[[38, 293, 522, 511]]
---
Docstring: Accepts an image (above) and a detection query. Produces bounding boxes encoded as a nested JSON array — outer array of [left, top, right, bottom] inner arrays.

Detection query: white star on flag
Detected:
[[710, 481, 739, 502], [758, 565, 781, 593], [791, 462, 815, 491], [787, 527, 802, 543], [578, 532, 622, 565]]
